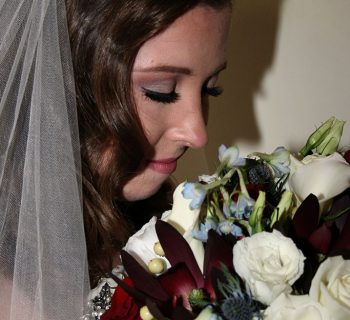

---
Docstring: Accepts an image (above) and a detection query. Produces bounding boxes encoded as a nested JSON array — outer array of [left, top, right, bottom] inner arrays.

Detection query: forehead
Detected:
[[133, 5, 231, 74]]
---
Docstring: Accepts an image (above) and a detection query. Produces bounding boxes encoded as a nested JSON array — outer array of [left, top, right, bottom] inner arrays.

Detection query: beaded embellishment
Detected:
[[82, 266, 125, 320], [83, 283, 114, 319]]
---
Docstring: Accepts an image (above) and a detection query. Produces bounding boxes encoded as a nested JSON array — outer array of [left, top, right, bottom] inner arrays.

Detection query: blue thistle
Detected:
[[247, 162, 272, 185], [217, 265, 262, 320], [220, 292, 261, 320]]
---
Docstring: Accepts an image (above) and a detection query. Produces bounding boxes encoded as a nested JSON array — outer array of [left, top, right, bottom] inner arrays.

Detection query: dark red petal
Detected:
[[121, 250, 169, 302], [331, 212, 350, 256], [155, 220, 204, 288], [204, 230, 233, 275], [292, 194, 320, 239], [203, 230, 233, 298], [327, 189, 350, 222], [158, 263, 197, 310], [111, 274, 147, 306], [308, 223, 333, 254], [344, 150, 350, 164]]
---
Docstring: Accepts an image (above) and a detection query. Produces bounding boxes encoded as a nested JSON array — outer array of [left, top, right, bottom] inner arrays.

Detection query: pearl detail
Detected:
[[153, 242, 165, 256], [148, 258, 165, 274], [140, 306, 155, 320]]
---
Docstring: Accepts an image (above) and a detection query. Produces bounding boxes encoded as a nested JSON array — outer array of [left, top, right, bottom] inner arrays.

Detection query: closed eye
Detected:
[[142, 88, 179, 104]]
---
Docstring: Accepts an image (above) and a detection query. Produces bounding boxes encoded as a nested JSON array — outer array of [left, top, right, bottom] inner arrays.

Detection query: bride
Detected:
[[0, 0, 231, 319]]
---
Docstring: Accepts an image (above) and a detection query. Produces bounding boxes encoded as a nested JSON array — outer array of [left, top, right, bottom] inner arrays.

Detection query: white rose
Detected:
[[264, 293, 332, 320], [233, 230, 305, 305], [124, 183, 204, 271], [309, 256, 350, 320], [288, 153, 350, 212]]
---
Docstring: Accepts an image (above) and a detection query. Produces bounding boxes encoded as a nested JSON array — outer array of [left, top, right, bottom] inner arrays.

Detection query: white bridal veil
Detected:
[[0, 0, 90, 319]]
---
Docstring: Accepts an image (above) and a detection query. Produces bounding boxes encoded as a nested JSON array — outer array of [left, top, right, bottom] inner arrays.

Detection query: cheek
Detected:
[[134, 90, 167, 146], [202, 97, 209, 124], [122, 168, 166, 201]]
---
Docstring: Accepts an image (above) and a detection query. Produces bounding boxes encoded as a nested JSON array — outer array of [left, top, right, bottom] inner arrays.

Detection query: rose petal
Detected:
[[289, 152, 350, 210], [310, 256, 350, 319]]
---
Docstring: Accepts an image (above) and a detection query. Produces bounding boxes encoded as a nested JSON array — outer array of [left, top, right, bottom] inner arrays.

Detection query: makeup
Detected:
[[147, 158, 178, 174]]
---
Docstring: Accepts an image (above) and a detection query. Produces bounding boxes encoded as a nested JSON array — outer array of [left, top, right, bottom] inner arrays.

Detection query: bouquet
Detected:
[[87, 117, 350, 320]]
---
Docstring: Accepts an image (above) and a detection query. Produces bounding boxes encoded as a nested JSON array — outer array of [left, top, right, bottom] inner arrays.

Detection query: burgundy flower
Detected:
[[292, 194, 320, 240], [292, 192, 350, 256], [101, 277, 141, 320], [289, 192, 350, 293], [113, 220, 233, 319], [155, 221, 233, 302]]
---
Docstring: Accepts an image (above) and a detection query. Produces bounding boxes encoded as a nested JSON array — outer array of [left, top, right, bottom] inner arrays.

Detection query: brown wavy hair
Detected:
[[66, 0, 231, 286]]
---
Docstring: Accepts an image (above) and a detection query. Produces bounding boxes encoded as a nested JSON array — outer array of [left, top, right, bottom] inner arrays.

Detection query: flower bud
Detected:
[[248, 191, 265, 234], [270, 190, 294, 227], [316, 119, 345, 155], [299, 117, 334, 157]]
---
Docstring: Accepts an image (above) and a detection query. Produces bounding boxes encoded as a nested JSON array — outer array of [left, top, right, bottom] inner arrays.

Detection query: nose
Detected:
[[173, 98, 208, 149]]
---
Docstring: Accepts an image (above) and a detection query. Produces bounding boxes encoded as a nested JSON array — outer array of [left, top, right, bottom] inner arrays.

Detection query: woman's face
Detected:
[[123, 4, 232, 201]]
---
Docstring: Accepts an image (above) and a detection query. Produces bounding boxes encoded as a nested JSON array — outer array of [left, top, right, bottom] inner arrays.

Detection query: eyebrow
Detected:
[[134, 65, 192, 75], [133, 62, 227, 76]]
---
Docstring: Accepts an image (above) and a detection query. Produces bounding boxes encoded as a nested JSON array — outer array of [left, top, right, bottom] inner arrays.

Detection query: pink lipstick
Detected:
[[148, 158, 177, 174]]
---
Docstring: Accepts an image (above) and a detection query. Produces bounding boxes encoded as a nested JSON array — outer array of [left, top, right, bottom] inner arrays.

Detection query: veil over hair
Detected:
[[0, 0, 90, 318]]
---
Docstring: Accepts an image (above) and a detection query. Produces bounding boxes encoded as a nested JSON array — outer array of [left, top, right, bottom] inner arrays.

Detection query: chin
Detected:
[[122, 186, 161, 201], [121, 171, 166, 201]]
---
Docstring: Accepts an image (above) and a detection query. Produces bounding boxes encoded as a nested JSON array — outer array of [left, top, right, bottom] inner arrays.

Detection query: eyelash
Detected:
[[143, 88, 179, 104], [203, 86, 223, 97], [142, 86, 223, 104]]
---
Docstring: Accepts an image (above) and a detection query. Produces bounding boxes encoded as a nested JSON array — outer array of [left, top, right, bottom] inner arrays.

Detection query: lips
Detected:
[[148, 158, 178, 174]]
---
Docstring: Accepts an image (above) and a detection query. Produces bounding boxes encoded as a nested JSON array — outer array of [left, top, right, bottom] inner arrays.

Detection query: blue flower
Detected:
[[218, 145, 246, 168], [269, 146, 291, 177], [251, 147, 290, 178], [218, 220, 243, 237], [230, 194, 255, 219], [182, 182, 207, 210], [223, 201, 233, 218], [218, 265, 262, 320], [192, 218, 217, 242]]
